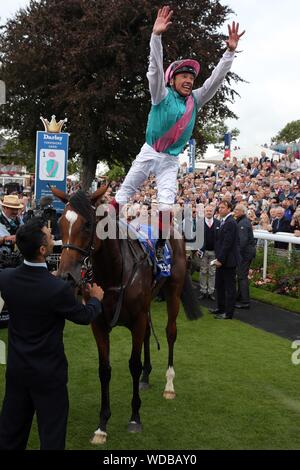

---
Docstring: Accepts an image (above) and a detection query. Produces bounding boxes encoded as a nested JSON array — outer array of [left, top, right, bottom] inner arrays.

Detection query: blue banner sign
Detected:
[[35, 131, 69, 212], [224, 132, 231, 149], [188, 138, 196, 173]]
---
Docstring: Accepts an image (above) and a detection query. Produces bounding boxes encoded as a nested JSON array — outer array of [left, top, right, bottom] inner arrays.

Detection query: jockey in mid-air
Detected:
[[111, 5, 245, 261]]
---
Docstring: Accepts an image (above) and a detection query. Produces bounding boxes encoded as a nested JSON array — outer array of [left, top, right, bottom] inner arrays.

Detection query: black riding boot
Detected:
[[155, 238, 166, 262]]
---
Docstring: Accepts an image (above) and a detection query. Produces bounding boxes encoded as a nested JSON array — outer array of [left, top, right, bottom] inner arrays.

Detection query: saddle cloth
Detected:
[[119, 220, 172, 280]]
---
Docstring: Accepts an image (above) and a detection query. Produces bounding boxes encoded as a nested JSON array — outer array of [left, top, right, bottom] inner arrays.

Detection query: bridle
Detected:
[[61, 204, 96, 286], [61, 243, 91, 257]]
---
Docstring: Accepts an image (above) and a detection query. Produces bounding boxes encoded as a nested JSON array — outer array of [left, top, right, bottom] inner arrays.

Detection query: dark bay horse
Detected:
[[51, 186, 202, 444]]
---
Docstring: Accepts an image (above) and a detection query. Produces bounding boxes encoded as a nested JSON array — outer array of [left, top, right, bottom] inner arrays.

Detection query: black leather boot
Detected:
[[155, 238, 166, 262]]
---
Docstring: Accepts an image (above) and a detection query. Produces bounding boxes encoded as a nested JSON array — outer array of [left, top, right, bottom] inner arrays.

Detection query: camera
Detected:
[[0, 250, 23, 269]]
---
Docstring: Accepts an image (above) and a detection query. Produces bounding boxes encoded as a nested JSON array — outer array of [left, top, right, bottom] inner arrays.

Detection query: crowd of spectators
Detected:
[[1, 152, 300, 249], [1, 151, 300, 316], [96, 153, 300, 243]]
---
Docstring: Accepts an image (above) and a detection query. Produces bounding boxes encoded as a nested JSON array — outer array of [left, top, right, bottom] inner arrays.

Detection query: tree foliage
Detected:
[[200, 119, 239, 150], [272, 120, 300, 144], [105, 163, 125, 181], [0, 0, 243, 189], [0, 135, 35, 172]]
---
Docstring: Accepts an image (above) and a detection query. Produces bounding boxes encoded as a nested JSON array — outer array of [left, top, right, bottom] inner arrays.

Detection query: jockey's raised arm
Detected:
[[147, 6, 173, 105]]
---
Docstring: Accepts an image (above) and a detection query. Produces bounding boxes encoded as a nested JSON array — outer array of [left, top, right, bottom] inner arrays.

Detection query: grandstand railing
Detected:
[[54, 233, 300, 281], [253, 230, 300, 279]]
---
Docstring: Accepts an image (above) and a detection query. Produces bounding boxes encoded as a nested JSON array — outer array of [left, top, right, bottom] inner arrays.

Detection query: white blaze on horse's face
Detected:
[[65, 209, 78, 244]]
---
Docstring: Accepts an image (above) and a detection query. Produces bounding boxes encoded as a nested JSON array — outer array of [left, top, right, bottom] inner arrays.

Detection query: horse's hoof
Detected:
[[163, 390, 176, 400], [139, 381, 150, 391], [90, 429, 107, 445], [127, 421, 143, 433]]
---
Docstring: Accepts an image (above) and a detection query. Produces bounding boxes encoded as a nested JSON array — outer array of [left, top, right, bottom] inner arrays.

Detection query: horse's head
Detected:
[[51, 185, 108, 286]]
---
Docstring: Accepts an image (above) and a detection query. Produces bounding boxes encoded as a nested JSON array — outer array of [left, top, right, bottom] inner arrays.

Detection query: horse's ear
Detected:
[[90, 184, 109, 204], [49, 185, 69, 204]]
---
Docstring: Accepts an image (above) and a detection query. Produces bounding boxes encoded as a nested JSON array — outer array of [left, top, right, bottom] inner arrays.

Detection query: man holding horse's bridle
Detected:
[[0, 218, 104, 450], [111, 5, 245, 261]]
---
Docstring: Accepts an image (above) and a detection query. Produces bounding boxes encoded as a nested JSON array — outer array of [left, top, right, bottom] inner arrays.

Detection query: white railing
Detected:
[[253, 230, 300, 279], [55, 232, 299, 281]]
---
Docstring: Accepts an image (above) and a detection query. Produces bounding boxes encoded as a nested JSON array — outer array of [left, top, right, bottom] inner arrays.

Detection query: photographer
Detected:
[[0, 195, 24, 255], [0, 195, 24, 328], [35, 196, 61, 241]]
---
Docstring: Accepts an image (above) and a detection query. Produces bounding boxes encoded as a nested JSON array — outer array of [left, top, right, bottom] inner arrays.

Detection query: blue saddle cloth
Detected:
[[119, 220, 172, 280], [137, 224, 172, 279]]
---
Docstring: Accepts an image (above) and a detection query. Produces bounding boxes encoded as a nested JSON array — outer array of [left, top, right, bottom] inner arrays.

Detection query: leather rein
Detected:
[[61, 204, 96, 286], [60, 205, 149, 329]]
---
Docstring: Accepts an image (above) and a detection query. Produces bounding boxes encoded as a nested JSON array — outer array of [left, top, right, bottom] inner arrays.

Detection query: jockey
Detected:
[[112, 5, 245, 261]]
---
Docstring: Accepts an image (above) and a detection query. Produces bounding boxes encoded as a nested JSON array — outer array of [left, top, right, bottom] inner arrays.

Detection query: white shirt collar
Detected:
[[222, 213, 231, 222], [24, 260, 48, 268]]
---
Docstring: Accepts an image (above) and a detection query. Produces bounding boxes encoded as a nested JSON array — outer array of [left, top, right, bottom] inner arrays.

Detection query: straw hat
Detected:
[[0, 194, 24, 209]]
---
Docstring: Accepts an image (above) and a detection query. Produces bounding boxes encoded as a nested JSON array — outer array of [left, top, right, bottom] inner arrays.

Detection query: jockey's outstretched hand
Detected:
[[226, 21, 245, 51], [153, 5, 173, 35]]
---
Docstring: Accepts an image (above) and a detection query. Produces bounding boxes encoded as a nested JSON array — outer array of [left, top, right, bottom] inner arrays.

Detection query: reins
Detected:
[[61, 205, 158, 339], [61, 204, 96, 287]]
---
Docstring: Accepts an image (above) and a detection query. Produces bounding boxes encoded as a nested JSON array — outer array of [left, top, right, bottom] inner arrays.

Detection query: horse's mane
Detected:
[[69, 190, 94, 224]]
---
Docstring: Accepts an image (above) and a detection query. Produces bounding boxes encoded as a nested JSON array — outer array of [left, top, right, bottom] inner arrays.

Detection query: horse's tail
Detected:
[[180, 270, 203, 320]]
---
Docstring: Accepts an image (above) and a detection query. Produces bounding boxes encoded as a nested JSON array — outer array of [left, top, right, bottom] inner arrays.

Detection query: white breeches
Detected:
[[115, 143, 179, 211]]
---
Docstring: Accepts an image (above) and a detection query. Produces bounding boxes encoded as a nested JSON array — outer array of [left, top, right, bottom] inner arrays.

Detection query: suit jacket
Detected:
[[214, 215, 240, 268], [0, 263, 102, 387], [236, 215, 256, 260], [272, 217, 291, 249]]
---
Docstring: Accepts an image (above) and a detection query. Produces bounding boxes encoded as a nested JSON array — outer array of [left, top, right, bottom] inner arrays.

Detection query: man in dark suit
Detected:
[[212, 200, 240, 319], [0, 218, 104, 450], [234, 204, 256, 309]]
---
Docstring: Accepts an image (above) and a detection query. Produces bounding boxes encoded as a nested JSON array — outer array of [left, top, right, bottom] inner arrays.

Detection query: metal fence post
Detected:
[[0, 340, 6, 365], [0, 80, 6, 105], [288, 243, 292, 262], [263, 239, 268, 280]]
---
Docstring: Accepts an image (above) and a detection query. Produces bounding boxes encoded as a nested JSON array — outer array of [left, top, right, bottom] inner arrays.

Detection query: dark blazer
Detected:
[[271, 217, 291, 249], [0, 263, 101, 387], [236, 215, 256, 260], [214, 215, 240, 268]]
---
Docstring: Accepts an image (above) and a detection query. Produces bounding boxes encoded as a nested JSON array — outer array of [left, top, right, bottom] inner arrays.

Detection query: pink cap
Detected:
[[165, 59, 200, 85]]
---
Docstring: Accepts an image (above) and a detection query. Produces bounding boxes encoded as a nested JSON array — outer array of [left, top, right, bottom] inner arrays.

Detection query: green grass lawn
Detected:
[[1, 302, 300, 450], [192, 270, 300, 314], [250, 286, 300, 314]]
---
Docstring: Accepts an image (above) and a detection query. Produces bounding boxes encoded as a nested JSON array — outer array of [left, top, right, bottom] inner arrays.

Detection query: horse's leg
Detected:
[[139, 318, 152, 390], [90, 323, 111, 445], [163, 284, 180, 400], [127, 315, 147, 433]]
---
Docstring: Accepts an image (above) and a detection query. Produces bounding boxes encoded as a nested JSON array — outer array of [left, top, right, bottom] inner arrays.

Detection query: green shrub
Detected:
[[250, 247, 300, 299]]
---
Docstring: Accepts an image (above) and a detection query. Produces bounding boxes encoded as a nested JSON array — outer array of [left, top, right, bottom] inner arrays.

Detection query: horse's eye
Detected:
[[84, 221, 91, 230]]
